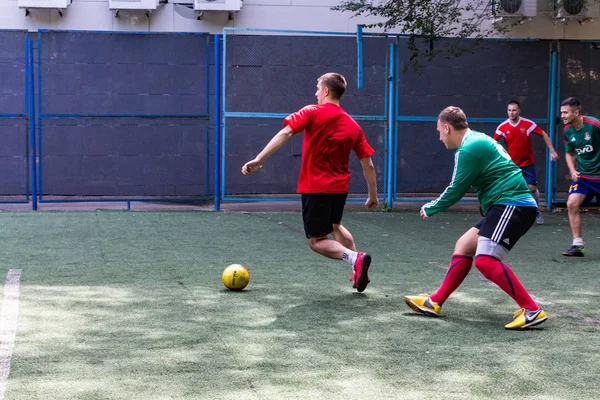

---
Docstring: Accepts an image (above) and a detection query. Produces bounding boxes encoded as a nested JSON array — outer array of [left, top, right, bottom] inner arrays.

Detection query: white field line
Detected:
[[0, 269, 22, 400]]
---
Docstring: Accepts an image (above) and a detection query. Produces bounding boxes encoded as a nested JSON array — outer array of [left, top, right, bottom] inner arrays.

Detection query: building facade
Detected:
[[0, 0, 599, 39]]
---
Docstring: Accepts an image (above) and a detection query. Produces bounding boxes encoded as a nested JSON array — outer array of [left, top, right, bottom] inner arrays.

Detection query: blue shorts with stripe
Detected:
[[568, 177, 600, 206], [520, 165, 537, 186], [473, 205, 536, 250]]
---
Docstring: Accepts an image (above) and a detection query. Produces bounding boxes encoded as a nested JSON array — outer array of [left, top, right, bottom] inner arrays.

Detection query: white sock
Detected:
[[342, 250, 357, 267], [573, 238, 584, 247], [533, 188, 540, 207]]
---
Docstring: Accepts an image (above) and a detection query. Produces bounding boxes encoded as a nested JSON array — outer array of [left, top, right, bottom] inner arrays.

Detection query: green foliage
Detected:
[[333, 0, 518, 73]]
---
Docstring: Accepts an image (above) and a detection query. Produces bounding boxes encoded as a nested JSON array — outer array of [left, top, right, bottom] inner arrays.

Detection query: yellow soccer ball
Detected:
[[222, 264, 250, 291]]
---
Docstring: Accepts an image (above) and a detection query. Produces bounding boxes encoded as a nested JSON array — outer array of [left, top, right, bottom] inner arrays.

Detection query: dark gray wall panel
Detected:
[[0, 31, 27, 198], [225, 35, 387, 116], [0, 31, 26, 115], [397, 40, 550, 119], [40, 32, 208, 116], [0, 119, 27, 195], [41, 118, 209, 197]]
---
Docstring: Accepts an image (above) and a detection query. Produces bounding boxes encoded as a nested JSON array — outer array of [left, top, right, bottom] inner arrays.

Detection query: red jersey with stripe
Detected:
[[284, 102, 374, 194], [494, 117, 544, 167]]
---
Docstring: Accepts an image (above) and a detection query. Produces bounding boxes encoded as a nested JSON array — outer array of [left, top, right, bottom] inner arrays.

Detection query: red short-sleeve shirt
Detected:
[[494, 117, 543, 167], [284, 102, 374, 194]]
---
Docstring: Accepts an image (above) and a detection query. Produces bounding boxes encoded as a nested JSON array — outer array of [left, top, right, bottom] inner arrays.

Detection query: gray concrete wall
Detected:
[[222, 35, 389, 196], [38, 31, 210, 197], [395, 39, 551, 195], [0, 31, 28, 198]]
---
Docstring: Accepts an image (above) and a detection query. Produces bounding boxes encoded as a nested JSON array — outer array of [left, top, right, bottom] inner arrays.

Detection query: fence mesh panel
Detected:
[[395, 39, 551, 198], [555, 41, 600, 200], [0, 31, 28, 202], [38, 31, 211, 201], [40, 117, 209, 199], [223, 29, 389, 198]]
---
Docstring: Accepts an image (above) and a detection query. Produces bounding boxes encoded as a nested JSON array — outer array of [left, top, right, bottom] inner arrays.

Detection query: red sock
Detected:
[[430, 255, 473, 305], [474, 255, 538, 310]]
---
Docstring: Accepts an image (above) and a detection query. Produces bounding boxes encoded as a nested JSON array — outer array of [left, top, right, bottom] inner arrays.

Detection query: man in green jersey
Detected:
[[404, 106, 547, 330], [560, 97, 600, 257]]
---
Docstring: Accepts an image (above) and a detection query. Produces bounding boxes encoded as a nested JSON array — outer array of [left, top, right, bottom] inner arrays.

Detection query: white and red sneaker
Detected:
[[352, 252, 371, 292]]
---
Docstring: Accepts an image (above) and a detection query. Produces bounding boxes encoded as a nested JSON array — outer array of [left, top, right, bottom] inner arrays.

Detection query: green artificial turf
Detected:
[[0, 210, 598, 399]]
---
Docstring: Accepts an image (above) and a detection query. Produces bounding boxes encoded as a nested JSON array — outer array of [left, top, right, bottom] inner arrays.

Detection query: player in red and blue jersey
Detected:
[[242, 73, 378, 292], [560, 97, 600, 257], [495, 101, 559, 224]]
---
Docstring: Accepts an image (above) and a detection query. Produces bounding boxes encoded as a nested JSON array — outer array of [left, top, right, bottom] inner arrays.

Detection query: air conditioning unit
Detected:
[[18, 0, 71, 10], [194, 0, 242, 12], [555, 0, 600, 18], [109, 0, 159, 10], [493, 0, 551, 17]]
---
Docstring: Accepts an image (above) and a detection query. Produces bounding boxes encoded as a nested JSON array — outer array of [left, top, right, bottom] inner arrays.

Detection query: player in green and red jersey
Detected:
[[242, 73, 378, 292], [404, 106, 547, 330], [560, 97, 600, 257]]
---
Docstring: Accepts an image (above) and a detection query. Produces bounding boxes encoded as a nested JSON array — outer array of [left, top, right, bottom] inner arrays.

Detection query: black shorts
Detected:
[[301, 193, 348, 239], [474, 205, 536, 251]]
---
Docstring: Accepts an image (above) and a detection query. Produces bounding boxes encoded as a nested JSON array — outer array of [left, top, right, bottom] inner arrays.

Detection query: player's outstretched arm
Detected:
[[360, 157, 378, 209], [540, 131, 559, 162], [242, 126, 294, 175], [421, 150, 478, 218]]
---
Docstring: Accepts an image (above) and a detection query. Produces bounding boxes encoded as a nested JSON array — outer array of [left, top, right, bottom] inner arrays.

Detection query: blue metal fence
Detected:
[[35, 30, 212, 207], [389, 38, 554, 209], [0, 30, 596, 211], [220, 28, 388, 204], [219, 28, 568, 210]]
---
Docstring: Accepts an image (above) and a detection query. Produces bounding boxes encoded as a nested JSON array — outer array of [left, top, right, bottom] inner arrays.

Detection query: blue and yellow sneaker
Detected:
[[562, 245, 584, 257], [403, 294, 441, 317], [504, 308, 547, 330]]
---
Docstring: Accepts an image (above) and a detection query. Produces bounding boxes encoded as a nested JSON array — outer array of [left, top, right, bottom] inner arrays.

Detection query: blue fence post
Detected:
[[37, 31, 43, 203], [356, 24, 363, 90], [554, 42, 561, 205], [29, 38, 37, 211], [382, 43, 389, 203], [25, 35, 29, 202], [545, 44, 552, 211], [545, 45, 558, 211], [393, 37, 399, 201], [386, 43, 396, 210], [213, 34, 221, 211]]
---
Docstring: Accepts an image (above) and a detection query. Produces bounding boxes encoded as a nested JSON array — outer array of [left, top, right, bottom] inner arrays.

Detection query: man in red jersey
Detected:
[[242, 72, 378, 292], [495, 101, 559, 224]]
